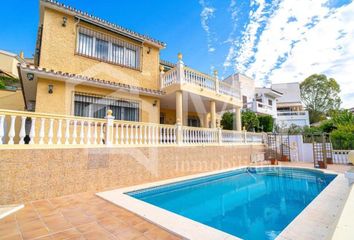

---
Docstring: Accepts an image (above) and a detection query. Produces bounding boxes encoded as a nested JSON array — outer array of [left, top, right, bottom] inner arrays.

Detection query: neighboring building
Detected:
[[349, 107, 354, 113], [225, 73, 281, 118], [0, 49, 25, 79], [18, 0, 243, 129], [272, 82, 310, 127], [226, 74, 309, 128], [0, 49, 26, 110]]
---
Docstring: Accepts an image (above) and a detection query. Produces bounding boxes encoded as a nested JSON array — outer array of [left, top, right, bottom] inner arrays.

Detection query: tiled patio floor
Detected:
[[0, 192, 182, 240], [0, 162, 351, 240]]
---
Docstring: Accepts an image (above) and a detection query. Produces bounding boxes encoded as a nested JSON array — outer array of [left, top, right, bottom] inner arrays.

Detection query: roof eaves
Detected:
[[41, 0, 166, 48], [18, 64, 165, 96]]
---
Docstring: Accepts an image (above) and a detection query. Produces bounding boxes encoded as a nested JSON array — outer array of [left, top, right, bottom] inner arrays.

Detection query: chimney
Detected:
[[19, 51, 24, 59]]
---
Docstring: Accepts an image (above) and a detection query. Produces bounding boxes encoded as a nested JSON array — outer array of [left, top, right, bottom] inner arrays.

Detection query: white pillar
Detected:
[[105, 109, 115, 146], [210, 101, 216, 128], [176, 53, 185, 84], [236, 107, 242, 131], [176, 90, 183, 125]]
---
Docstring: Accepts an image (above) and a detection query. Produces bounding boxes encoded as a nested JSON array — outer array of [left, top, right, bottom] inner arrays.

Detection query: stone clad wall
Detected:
[[0, 145, 265, 204]]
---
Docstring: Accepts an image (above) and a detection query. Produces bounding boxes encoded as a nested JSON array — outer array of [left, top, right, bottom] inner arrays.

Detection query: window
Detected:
[[95, 38, 109, 60], [74, 93, 140, 121], [188, 116, 201, 127], [242, 95, 248, 108], [268, 99, 273, 106], [76, 27, 141, 70], [78, 33, 93, 56], [125, 48, 137, 68], [112, 43, 124, 65]]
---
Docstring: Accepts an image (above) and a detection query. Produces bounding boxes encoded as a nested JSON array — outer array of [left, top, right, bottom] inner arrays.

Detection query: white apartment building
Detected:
[[225, 74, 310, 128], [272, 82, 310, 127]]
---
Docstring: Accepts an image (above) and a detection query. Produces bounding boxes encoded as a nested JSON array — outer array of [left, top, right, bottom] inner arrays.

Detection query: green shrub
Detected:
[[241, 109, 259, 132], [221, 111, 234, 130], [330, 125, 354, 150], [257, 115, 274, 132], [319, 120, 337, 133]]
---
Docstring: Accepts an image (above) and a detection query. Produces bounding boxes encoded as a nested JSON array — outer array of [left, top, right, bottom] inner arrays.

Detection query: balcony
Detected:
[[160, 58, 240, 100], [276, 111, 310, 127], [245, 101, 277, 117]]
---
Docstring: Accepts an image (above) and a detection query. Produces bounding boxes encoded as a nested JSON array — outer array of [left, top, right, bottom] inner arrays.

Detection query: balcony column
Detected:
[[210, 100, 216, 128], [235, 107, 242, 131], [203, 113, 209, 128], [176, 90, 183, 125]]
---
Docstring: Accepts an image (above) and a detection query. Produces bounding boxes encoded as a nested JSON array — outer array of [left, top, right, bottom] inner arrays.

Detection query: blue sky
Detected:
[[1, 0, 353, 107]]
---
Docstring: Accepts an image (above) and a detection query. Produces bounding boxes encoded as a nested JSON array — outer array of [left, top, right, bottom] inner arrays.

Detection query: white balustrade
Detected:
[[19, 116, 26, 144], [48, 118, 54, 144], [0, 109, 266, 147], [332, 150, 351, 164], [0, 115, 5, 144], [57, 119, 62, 144]]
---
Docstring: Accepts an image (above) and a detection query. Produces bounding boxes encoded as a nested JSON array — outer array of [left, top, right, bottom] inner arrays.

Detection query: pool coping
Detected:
[[97, 165, 348, 240]]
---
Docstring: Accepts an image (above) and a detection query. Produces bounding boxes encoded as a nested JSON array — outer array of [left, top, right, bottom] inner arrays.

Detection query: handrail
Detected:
[[277, 111, 308, 116], [0, 109, 265, 146]]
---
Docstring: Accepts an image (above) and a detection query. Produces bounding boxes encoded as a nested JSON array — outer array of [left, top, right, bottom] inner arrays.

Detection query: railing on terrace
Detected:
[[277, 111, 308, 117], [184, 67, 216, 91], [0, 109, 265, 146], [332, 150, 351, 164], [160, 56, 240, 99]]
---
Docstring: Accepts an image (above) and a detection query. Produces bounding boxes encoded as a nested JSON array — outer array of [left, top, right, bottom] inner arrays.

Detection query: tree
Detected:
[[257, 115, 274, 132], [300, 74, 341, 124], [241, 109, 259, 131], [221, 111, 234, 130]]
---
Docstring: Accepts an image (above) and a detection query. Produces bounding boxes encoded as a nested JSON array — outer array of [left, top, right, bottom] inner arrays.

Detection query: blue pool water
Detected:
[[128, 167, 336, 240]]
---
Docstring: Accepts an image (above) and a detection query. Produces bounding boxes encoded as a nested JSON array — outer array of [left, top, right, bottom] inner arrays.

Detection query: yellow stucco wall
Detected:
[[39, 8, 161, 90], [0, 89, 24, 110], [35, 78, 160, 123]]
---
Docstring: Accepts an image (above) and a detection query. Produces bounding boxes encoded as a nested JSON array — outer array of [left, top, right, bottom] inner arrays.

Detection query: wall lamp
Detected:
[[48, 85, 54, 94], [153, 100, 158, 107], [62, 16, 67, 27], [27, 73, 34, 81], [147, 47, 151, 54]]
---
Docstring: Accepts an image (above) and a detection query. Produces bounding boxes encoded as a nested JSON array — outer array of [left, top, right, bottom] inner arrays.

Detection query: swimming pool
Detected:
[[127, 167, 336, 240]]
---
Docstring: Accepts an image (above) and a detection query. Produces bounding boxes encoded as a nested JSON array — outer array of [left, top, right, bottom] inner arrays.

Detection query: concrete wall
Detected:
[[0, 144, 265, 204]]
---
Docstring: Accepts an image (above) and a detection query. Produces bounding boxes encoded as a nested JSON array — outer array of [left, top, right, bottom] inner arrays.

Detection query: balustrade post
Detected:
[[19, 116, 26, 144], [29, 118, 36, 144], [105, 110, 115, 146], [8, 116, 16, 145], [243, 127, 247, 143], [176, 123, 183, 145], [218, 128, 222, 145], [0, 115, 4, 144], [56, 119, 63, 144], [176, 53, 185, 84], [48, 118, 54, 144]]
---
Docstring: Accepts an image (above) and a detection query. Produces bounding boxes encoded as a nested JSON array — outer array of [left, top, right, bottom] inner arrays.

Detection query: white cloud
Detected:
[[240, 0, 354, 108], [199, 1, 216, 53]]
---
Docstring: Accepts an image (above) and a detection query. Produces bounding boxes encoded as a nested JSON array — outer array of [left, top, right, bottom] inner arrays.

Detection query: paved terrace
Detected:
[[0, 162, 351, 240]]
